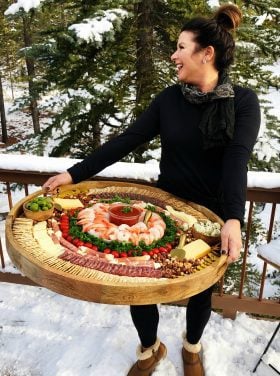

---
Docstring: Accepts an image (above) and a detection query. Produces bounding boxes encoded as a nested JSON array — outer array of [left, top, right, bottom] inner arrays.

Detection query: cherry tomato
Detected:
[[66, 235, 73, 242], [91, 245, 98, 252], [62, 231, 68, 238], [152, 248, 160, 254], [84, 242, 93, 249], [60, 224, 69, 229], [159, 247, 167, 253], [127, 250, 133, 257], [120, 252, 128, 258], [165, 243, 172, 251], [72, 238, 80, 246], [142, 251, 149, 256], [60, 214, 69, 221], [103, 248, 111, 254], [149, 251, 154, 256], [60, 225, 69, 232], [77, 240, 84, 247], [111, 251, 119, 258], [60, 220, 69, 225]]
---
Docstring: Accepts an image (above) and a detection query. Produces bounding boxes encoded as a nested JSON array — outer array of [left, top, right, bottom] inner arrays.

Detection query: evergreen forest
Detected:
[[0, 0, 279, 169], [0, 0, 279, 296]]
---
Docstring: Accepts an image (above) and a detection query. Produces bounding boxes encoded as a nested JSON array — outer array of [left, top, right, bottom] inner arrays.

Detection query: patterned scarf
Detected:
[[181, 72, 235, 149]]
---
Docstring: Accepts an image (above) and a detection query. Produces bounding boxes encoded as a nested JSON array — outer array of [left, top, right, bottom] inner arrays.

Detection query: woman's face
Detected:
[[171, 31, 205, 84]]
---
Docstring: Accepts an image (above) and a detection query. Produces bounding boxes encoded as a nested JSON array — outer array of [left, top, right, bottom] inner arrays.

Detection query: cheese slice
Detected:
[[182, 239, 211, 259], [53, 198, 84, 209], [33, 221, 64, 257], [165, 205, 197, 228]]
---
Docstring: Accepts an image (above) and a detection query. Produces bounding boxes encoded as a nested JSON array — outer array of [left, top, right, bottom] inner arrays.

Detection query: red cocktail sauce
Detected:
[[108, 205, 141, 226]]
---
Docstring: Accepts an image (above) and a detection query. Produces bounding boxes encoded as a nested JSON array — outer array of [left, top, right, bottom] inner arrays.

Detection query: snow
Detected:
[[0, 161, 279, 376], [247, 171, 280, 189], [0, 156, 279, 376], [69, 9, 129, 46], [257, 238, 280, 266], [0, 153, 280, 189], [207, 0, 220, 7], [0, 9, 279, 373], [4, 0, 46, 15], [0, 282, 279, 376], [259, 60, 280, 120]]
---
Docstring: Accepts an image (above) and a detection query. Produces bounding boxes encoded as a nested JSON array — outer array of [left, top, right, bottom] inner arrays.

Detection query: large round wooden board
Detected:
[[5, 180, 227, 305]]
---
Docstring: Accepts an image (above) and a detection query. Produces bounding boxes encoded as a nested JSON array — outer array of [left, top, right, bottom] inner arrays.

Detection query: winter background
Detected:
[[0, 0, 280, 375]]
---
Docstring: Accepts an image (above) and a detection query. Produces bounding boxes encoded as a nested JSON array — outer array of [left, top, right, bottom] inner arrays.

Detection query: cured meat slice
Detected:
[[59, 251, 162, 278]]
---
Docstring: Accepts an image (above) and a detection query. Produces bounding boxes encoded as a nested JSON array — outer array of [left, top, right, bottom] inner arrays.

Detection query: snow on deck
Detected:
[[0, 153, 279, 188], [258, 238, 280, 266]]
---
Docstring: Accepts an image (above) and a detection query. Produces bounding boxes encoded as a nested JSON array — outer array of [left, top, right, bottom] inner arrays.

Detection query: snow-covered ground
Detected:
[[0, 282, 279, 376], [0, 173, 279, 376], [0, 168, 279, 376]]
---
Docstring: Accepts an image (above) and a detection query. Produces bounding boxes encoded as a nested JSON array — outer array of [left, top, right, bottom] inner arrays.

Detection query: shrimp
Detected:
[[147, 213, 166, 235], [129, 232, 140, 246], [93, 203, 110, 215], [77, 207, 95, 222], [138, 232, 152, 245], [116, 229, 131, 242], [149, 226, 162, 239], [76, 202, 166, 246], [130, 222, 148, 234]]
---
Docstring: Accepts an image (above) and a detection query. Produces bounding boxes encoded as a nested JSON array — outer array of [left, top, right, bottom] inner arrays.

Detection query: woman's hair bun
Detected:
[[213, 4, 242, 32]]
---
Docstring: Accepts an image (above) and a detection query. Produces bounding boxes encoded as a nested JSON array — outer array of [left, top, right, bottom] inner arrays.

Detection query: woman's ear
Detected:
[[204, 45, 215, 63]]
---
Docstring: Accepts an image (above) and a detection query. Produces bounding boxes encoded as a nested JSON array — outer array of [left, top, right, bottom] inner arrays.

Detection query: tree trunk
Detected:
[[22, 13, 40, 134], [135, 0, 155, 116], [6, 54, 15, 100], [133, 0, 155, 162], [0, 72, 8, 144]]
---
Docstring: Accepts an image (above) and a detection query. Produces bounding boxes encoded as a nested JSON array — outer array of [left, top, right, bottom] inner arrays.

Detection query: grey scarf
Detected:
[[181, 73, 235, 149]]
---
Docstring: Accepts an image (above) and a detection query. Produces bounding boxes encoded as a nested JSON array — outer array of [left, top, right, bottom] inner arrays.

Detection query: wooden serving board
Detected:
[[5, 180, 227, 305]]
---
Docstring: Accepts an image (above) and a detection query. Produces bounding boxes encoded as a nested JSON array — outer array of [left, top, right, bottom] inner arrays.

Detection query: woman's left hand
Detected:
[[220, 219, 242, 263]]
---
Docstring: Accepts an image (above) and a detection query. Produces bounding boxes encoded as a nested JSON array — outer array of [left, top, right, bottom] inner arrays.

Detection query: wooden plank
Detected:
[[247, 187, 280, 203], [170, 294, 280, 319], [258, 254, 280, 270], [212, 294, 280, 318], [0, 271, 38, 286], [0, 170, 156, 186]]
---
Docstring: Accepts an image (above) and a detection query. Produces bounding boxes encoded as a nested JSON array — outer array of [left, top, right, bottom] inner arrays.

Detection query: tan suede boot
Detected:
[[127, 338, 167, 376], [182, 337, 204, 376]]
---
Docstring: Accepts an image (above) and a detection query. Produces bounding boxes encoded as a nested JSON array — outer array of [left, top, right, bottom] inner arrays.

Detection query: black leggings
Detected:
[[130, 286, 213, 347]]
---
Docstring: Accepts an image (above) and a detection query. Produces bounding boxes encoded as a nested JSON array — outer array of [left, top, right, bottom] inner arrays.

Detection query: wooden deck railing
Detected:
[[0, 168, 279, 319]]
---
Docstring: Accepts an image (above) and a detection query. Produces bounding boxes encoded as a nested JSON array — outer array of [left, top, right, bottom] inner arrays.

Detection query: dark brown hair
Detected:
[[181, 4, 242, 72]]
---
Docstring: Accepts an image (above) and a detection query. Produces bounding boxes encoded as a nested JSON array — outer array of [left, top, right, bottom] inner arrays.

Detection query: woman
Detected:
[[43, 4, 260, 375]]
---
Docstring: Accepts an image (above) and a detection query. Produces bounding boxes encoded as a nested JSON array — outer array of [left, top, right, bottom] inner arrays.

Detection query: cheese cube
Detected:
[[182, 239, 211, 259], [53, 198, 84, 209]]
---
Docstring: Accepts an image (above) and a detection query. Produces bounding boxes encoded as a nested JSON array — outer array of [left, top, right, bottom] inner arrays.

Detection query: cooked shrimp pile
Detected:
[[76, 202, 166, 245]]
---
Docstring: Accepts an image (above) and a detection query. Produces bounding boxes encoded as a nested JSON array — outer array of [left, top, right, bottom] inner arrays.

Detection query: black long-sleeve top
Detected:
[[68, 84, 260, 223]]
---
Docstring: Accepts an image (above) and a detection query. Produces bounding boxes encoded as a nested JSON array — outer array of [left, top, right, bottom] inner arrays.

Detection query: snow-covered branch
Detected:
[[68, 9, 129, 46], [4, 0, 47, 16]]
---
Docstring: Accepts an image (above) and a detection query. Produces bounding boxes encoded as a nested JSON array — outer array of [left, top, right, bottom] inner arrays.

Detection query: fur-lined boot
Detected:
[[182, 337, 204, 376], [127, 338, 167, 376]]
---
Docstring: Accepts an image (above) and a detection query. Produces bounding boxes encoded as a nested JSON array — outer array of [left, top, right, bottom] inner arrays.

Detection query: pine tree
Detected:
[[0, 73, 7, 143], [6, 0, 279, 168], [233, 0, 280, 173], [0, 1, 22, 143], [4, 2, 42, 134]]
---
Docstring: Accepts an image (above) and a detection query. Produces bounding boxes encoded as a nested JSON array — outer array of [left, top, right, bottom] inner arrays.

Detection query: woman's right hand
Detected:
[[42, 171, 73, 193]]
